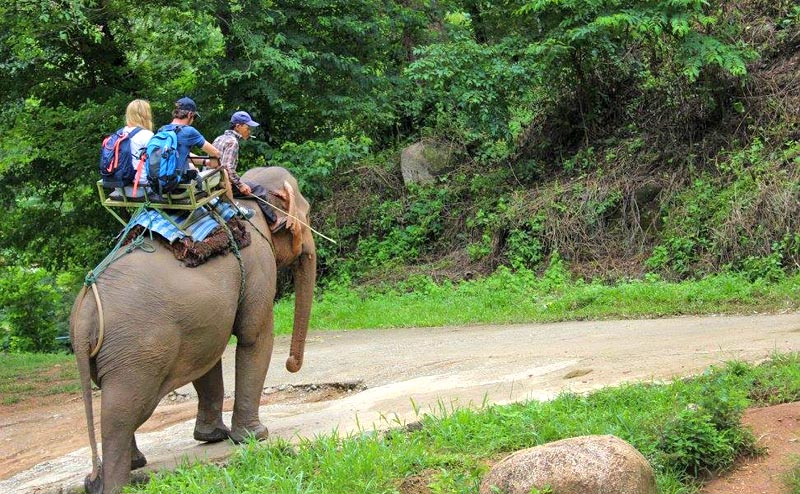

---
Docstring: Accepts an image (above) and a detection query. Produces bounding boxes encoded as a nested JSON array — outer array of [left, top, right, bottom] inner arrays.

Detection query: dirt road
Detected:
[[2, 313, 799, 494]]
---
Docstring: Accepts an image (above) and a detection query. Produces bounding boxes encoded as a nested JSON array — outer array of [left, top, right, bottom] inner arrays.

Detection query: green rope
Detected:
[[85, 204, 155, 287], [242, 215, 275, 255], [211, 210, 246, 305]]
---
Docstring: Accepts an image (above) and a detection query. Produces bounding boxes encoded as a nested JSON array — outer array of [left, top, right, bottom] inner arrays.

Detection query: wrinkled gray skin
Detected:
[[70, 167, 316, 494]]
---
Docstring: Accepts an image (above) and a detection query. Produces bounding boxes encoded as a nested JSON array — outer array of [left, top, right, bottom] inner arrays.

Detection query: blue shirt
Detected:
[[158, 124, 206, 169]]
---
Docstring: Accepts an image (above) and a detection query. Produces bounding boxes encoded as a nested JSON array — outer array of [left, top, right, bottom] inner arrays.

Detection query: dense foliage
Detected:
[[1, 0, 799, 350]]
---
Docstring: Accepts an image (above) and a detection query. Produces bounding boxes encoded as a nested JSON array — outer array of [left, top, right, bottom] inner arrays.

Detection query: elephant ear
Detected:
[[271, 181, 304, 256]]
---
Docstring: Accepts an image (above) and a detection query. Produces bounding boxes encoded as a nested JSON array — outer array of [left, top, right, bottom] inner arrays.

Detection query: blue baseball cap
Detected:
[[230, 111, 260, 127], [176, 97, 200, 117]]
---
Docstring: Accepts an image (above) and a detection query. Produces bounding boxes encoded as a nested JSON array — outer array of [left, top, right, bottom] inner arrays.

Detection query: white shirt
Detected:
[[124, 126, 154, 184]]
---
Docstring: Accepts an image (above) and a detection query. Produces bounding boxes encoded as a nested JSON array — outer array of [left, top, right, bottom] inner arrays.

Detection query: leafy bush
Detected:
[[505, 217, 546, 271], [333, 185, 454, 281], [267, 136, 372, 203], [658, 363, 755, 478], [659, 407, 738, 477], [647, 139, 800, 278], [0, 267, 66, 352]]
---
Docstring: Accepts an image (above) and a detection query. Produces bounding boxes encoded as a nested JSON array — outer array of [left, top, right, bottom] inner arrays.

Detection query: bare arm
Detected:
[[202, 141, 221, 159], [190, 142, 222, 167]]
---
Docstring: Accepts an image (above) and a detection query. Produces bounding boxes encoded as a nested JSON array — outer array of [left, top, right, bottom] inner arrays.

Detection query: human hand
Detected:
[[238, 183, 252, 195]]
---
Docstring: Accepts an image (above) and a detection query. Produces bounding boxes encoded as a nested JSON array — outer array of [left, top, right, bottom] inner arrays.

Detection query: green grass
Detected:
[[274, 269, 800, 334], [130, 354, 800, 494], [0, 352, 78, 405], [786, 456, 800, 494]]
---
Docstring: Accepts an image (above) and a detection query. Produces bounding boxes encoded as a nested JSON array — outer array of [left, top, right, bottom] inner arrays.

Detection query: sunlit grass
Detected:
[[275, 269, 800, 334], [0, 352, 78, 405], [786, 456, 800, 494]]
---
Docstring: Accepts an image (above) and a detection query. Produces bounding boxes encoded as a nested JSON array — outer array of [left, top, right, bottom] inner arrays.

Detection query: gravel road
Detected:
[[2, 313, 799, 494]]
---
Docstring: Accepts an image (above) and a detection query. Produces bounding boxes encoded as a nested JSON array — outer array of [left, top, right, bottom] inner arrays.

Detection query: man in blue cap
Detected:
[[163, 97, 221, 171], [211, 110, 284, 231]]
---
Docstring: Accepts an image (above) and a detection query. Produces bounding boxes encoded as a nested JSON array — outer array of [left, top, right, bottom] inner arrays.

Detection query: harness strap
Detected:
[[84, 204, 153, 286], [211, 210, 246, 305], [242, 215, 275, 255]]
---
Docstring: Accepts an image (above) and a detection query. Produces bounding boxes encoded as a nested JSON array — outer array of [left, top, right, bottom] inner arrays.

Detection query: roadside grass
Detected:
[[274, 269, 800, 334], [131, 354, 800, 494], [786, 456, 800, 494], [0, 352, 78, 405], [5, 271, 798, 404]]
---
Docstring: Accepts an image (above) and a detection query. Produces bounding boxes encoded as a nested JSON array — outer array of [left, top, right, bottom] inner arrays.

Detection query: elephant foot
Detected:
[[131, 450, 147, 470], [194, 426, 231, 443], [229, 423, 269, 444], [84, 465, 103, 494]]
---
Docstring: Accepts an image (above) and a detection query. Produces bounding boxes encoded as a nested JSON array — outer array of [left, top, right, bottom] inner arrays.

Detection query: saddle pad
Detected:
[[131, 200, 238, 243]]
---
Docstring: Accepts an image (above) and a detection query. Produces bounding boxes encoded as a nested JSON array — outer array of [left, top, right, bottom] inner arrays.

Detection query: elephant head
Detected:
[[242, 166, 316, 373]]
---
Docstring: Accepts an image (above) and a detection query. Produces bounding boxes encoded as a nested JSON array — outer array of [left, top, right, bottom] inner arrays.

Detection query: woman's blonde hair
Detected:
[[125, 99, 153, 131]]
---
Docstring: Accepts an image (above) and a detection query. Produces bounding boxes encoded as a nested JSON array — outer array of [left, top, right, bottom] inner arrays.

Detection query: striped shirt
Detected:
[[211, 130, 243, 188]]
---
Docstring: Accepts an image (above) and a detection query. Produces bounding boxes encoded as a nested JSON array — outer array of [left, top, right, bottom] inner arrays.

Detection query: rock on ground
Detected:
[[480, 435, 657, 494], [400, 141, 455, 187]]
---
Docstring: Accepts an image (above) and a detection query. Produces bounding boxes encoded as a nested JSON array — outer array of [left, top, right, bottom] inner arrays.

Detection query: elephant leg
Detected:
[[192, 359, 231, 442], [130, 435, 147, 470], [229, 327, 274, 443], [99, 375, 162, 494], [99, 389, 136, 494]]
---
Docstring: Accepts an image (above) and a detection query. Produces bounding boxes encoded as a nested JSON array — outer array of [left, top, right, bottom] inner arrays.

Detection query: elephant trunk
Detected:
[[285, 240, 316, 373]]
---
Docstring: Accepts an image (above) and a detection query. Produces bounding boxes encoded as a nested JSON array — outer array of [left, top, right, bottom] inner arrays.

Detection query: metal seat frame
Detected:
[[96, 168, 229, 231]]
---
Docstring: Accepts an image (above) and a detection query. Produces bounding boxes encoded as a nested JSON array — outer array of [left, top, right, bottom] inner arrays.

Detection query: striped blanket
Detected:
[[130, 199, 238, 243]]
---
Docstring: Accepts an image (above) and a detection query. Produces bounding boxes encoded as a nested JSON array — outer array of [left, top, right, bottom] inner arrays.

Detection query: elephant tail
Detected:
[[71, 286, 103, 483]]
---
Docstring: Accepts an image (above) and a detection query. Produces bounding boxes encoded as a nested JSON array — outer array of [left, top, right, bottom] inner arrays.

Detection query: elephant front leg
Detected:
[[229, 330, 274, 443], [192, 359, 231, 442]]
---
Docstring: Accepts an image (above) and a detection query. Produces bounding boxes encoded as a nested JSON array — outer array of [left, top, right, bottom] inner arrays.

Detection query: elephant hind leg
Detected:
[[100, 420, 134, 494], [100, 379, 162, 494], [130, 436, 147, 470]]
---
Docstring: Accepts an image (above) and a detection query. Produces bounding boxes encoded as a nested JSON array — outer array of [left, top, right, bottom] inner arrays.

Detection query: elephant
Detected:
[[70, 166, 316, 494]]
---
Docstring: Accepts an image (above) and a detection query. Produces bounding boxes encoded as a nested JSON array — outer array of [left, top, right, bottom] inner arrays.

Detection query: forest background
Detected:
[[0, 0, 798, 352]]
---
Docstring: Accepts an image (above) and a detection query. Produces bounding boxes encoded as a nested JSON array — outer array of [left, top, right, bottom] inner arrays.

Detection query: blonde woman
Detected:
[[123, 99, 154, 196]]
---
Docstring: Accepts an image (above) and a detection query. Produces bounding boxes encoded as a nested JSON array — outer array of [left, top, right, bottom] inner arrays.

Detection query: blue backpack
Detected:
[[99, 127, 141, 187], [146, 125, 183, 194]]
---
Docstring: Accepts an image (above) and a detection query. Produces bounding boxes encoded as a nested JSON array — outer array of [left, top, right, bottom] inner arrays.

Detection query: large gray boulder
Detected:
[[400, 141, 454, 187], [479, 435, 656, 494]]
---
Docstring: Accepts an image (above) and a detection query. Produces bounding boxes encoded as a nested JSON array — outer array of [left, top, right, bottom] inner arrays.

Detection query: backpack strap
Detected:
[[131, 153, 147, 197], [109, 129, 128, 173]]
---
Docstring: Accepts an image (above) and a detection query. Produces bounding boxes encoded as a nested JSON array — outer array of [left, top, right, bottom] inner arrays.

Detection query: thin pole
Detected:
[[247, 193, 338, 245]]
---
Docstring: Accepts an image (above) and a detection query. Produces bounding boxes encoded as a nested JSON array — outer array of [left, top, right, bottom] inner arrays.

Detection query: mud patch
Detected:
[[261, 380, 367, 405], [398, 469, 436, 494], [563, 369, 593, 379]]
